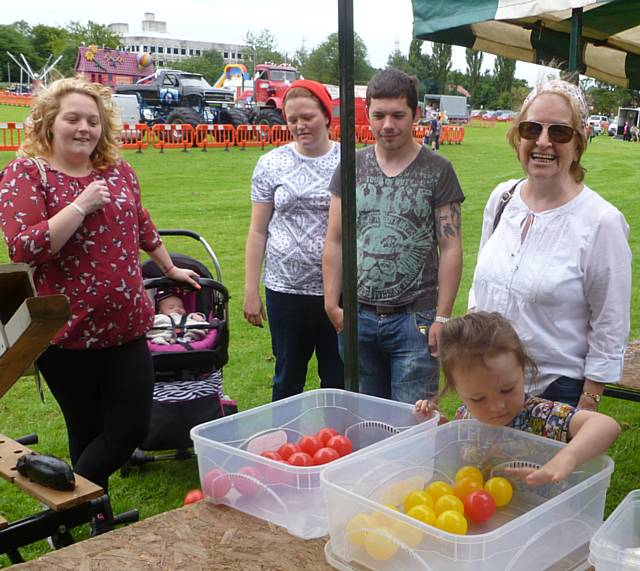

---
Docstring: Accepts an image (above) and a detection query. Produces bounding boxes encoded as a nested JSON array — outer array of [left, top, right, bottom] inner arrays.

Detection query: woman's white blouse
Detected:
[[469, 179, 631, 394]]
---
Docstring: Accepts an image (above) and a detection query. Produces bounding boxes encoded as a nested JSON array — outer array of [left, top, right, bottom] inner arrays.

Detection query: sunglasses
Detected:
[[518, 121, 576, 144]]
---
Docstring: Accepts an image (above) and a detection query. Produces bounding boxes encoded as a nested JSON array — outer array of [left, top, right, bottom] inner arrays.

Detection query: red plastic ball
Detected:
[[326, 434, 353, 457], [315, 427, 339, 446], [277, 442, 302, 461], [233, 466, 263, 496], [202, 468, 231, 500], [183, 488, 204, 505], [463, 490, 496, 522], [288, 451, 314, 467], [312, 447, 340, 465], [297, 435, 322, 456]]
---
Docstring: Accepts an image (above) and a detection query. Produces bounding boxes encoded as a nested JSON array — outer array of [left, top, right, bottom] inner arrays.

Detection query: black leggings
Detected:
[[37, 337, 154, 491]]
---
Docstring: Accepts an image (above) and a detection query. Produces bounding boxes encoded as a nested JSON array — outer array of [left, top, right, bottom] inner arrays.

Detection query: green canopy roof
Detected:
[[412, 0, 640, 88]]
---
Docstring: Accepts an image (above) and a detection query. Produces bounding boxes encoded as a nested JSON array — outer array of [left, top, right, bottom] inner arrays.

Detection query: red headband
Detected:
[[283, 79, 334, 123]]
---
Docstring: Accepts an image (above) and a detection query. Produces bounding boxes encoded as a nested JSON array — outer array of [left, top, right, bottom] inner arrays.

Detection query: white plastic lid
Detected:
[[589, 490, 640, 569]]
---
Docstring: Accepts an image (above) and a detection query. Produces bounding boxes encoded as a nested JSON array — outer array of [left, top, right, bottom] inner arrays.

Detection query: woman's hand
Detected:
[[165, 266, 200, 289], [244, 291, 266, 328], [75, 179, 111, 215], [325, 305, 344, 333]]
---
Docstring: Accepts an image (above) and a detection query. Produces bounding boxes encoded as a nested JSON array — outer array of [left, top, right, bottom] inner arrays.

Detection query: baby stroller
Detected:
[[122, 229, 236, 474]]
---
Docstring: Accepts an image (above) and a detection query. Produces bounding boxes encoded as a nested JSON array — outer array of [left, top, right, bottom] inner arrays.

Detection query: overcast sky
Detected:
[[2, 0, 545, 87]]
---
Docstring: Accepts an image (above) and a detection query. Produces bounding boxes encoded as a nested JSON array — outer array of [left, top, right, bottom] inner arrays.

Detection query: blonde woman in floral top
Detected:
[[0, 78, 199, 498]]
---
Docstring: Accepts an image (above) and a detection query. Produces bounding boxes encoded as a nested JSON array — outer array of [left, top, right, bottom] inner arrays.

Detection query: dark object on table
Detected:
[[15, 453, 76, 491]]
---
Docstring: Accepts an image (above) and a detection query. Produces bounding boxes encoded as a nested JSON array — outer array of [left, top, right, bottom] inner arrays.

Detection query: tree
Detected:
[[407, 38, 434, 97], [290, 46, 309, 71], [386, 48, 410, 73], [302, 32, 374, 84], [465, 48, 483, 106], [171, 50, 225, 84], [244, 29, 284, 74], [493, 56, 517, 105], [431, 42, 452, 94]]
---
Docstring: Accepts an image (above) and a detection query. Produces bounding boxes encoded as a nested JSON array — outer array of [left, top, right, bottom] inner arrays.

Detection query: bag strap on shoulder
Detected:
[[492, 178, 525, 233], [32, 157, 48, 187]]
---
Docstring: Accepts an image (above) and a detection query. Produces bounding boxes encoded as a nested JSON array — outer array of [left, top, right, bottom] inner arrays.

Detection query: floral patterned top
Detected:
[[0, 157, 162, 349], [455, 395, 577, 442]]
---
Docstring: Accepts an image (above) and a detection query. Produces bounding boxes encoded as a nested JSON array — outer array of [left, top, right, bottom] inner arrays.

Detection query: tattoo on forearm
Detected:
[[436, 202, 461, 239]]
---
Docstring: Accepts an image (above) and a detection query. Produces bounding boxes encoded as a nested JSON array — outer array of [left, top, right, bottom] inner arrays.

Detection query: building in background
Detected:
[[110, 13, 245, 68]]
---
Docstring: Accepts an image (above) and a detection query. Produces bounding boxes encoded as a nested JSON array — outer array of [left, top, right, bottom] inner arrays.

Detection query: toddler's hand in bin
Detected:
[[414, 400, 447, 424]]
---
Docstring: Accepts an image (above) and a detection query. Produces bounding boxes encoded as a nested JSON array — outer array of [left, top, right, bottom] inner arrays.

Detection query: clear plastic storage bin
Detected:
[[589, 489, 640, 570], [321, 420, 613, 571], [190, 389, 437, 539]]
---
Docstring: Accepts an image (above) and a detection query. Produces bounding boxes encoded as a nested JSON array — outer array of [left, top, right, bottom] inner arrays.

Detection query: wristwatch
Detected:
[[581, 391, 601, 403], [435, 316, 451, 324]]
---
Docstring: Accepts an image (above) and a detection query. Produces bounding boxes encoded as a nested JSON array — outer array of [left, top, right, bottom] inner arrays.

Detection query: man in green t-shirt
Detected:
[[323, 68, 465, 403]]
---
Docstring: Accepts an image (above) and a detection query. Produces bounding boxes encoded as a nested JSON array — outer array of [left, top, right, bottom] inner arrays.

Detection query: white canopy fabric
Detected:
[[412, 0, 640, 88]]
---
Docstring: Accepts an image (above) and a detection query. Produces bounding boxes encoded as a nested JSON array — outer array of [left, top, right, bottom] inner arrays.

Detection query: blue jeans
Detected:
[[539, 376, 584, 408], [339, 306, 439, 404], [266, 288, 344, 401]]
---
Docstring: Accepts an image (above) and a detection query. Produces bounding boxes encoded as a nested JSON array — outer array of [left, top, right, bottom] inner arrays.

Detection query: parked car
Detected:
[[608, 117, 619, 136], [588, 114, 608, 135]]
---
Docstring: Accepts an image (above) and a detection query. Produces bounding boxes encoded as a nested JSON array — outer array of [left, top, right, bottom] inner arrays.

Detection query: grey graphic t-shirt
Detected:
[[330, 145, 464, 307], [252, 142, 340, 296]]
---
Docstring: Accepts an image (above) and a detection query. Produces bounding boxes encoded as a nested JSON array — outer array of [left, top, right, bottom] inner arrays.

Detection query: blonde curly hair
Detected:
[[19, 77, 122, 170]]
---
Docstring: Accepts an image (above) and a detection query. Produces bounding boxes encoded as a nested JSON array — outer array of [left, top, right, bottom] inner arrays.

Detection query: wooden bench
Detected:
[[604, 340, 640, 401]]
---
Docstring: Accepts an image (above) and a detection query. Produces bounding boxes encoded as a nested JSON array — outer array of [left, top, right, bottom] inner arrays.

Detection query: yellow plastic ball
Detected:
[[365, 526, 399, 560], [406, 504, 437, 526], [391, 519, 423, 549], [425, 480, 454, 502], [455, 465, 484, 485], [436, 510, 468, 535], [371, 504, 400, 527], [346, 513, 373, 546], [433, 493, 465, 516], [403, 490, 434, 513], [484, 477, 513, 507]]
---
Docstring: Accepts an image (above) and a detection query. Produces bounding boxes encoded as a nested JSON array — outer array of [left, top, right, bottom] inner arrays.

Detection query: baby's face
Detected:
[[158, 295, 186, 316]]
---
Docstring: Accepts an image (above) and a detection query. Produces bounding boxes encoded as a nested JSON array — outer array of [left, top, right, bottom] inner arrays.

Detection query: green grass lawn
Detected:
[[0, 107, 638, 565]]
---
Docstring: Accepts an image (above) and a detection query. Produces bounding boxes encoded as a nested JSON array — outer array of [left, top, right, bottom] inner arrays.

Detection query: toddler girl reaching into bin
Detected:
[[147, 289, 209, 345], [415, 312, 620, 486]]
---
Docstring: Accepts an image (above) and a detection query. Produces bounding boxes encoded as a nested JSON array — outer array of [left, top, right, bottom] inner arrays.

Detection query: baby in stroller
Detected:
[[147, 288, 209, 345]]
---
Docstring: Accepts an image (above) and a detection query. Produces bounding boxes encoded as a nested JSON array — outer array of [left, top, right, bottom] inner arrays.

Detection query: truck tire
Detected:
[[222, 108, 249, 127], [256, 109, 286, 126], [166, 107, 204, 128]]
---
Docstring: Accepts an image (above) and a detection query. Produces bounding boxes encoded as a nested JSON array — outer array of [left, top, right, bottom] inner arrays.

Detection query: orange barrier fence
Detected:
[[0, 93, 32, 106], [441, 125, 465, 144], [329, 124, 341, 142], [196, 124, 236, 149], [357, 125, 375, 145], [469, 117, 497, 128], [119, 123, 150, 151], [235, 124, 270, 148], [0, 122, 25, 151], [270, 125, 292, 146], [412, 125, 429, 144], [150, 123, 195, 151]]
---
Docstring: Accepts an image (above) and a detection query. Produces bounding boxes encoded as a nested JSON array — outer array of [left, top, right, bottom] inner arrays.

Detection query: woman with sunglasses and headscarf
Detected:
[[468, 79, 631, 410]]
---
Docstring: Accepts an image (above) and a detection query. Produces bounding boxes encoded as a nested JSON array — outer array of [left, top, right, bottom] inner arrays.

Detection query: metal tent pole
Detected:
[[569, 7, 583, 81], [337, 0, 359, 392]]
